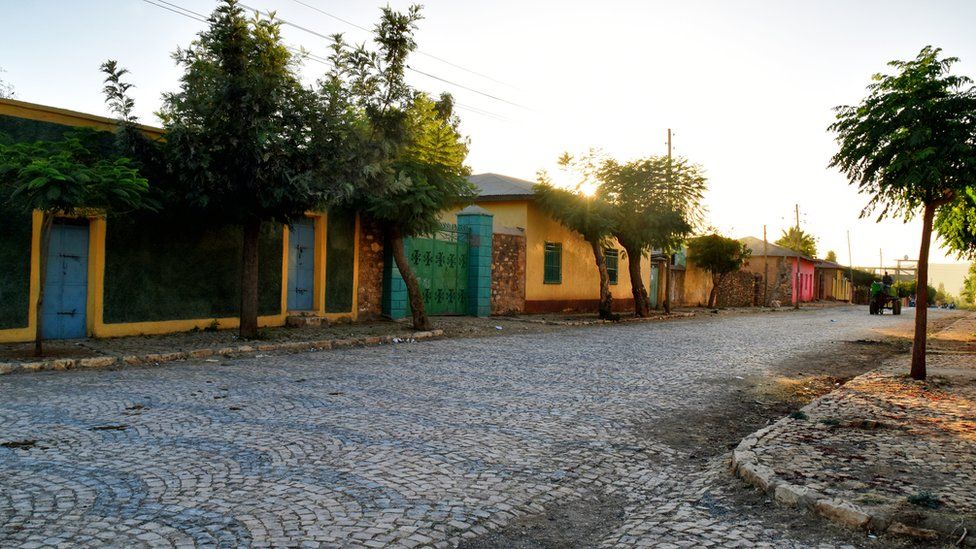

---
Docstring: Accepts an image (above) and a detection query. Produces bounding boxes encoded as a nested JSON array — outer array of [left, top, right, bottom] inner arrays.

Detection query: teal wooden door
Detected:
[[41, 223, 89, 339], [287, 220, 315, 311], [407, 226, 468, 315], [649, 265, 659, 309]]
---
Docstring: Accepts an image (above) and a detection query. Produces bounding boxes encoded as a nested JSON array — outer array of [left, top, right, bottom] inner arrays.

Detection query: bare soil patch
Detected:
[[456, 491, 627, 549]]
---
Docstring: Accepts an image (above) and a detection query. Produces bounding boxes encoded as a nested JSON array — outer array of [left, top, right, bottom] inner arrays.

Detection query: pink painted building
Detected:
[[739, 237, 817, 305]]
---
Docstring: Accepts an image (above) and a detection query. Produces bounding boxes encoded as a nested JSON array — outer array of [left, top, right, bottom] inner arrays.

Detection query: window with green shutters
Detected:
[[543, 242, 562, 284], [605, 248, 619, 285]]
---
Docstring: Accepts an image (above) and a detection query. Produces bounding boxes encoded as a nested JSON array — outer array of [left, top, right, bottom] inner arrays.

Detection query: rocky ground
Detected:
[[0, 306, 965, 547]]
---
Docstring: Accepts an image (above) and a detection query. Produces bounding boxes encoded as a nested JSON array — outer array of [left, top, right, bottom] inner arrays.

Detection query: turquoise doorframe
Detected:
[[41, 222, 89, 339], [649, 265, 659, 309], [287, 219, 315, 311]]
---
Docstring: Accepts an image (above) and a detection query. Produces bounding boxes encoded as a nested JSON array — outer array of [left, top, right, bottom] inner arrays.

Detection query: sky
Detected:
[[3, 0, 976, 271]]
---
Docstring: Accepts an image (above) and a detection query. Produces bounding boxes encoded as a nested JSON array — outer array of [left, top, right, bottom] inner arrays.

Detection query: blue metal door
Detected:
[[287, 219, 315, 311], [42, 223, 89, 339]]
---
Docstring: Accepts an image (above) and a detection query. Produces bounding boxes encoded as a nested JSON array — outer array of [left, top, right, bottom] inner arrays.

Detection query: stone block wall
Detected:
[[491, 228, 526, 315], [357, 215, 385, 320], [715, 271, 762, 307]]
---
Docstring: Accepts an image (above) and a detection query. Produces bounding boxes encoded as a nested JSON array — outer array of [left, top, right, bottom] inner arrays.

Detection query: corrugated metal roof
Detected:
[[740, 236, 814, 260], [466, 173, 536, 201]]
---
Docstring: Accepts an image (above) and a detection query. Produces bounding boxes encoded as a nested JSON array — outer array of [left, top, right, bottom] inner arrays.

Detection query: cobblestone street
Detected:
[[0, 307, 959, 547]]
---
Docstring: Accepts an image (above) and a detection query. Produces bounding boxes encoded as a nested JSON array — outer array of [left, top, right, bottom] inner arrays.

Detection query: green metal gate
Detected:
[[406, 224, 469, 315]]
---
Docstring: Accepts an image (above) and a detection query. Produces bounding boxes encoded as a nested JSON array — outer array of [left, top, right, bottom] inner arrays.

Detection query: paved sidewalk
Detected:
[[734, 317, 976, 544]]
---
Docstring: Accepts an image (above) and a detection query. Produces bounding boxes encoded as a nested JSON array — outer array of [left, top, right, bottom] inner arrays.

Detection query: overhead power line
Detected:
[[287, 0, 516, 89], [136, 0, 515, 120]]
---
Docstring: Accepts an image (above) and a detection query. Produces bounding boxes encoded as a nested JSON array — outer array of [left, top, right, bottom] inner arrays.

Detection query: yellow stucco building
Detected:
[[453, 173, 653, 313]]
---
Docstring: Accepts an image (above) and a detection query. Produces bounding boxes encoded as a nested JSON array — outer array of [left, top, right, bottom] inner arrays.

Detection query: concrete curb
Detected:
[[730, 395, 943, 540], [0, 330, 445, 376]]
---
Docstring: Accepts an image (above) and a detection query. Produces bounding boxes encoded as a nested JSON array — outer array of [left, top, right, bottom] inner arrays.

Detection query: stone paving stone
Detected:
[[0, 307, 948, 547]]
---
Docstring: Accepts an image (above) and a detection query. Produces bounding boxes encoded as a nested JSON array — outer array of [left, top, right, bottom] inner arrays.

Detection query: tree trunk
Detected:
[[911, 202, 936, 380], [708, 273, 721, 309], [239, 220, 261, 340], [33, 213, 54, 357], [623, 243, 650, 317], [588, 241, 616, 320], [391, 229, 432, 331]]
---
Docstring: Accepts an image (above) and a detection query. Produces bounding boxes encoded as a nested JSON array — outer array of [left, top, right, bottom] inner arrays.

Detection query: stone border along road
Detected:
[[0, 330, 445, 376], [732, 323, 975, 543], [0, 306, 950, 547]]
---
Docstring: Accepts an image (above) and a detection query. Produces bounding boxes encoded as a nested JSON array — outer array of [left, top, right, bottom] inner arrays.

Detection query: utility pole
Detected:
[[879, 248, 884, 277], [847, 230, 854, 303], [763, 225, 769, 307], [794, 204, 801, 310], [663, 128, 673, 314]]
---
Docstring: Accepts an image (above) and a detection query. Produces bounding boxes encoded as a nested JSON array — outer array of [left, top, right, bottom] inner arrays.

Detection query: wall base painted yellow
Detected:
[[0, 211, 361, 344]]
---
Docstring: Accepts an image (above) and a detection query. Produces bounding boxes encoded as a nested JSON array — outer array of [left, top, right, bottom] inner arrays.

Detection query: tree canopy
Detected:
[[829, 45, 976, 380], [825, 250, 838, 263], [686, 234, 751, 308], [775, 227, 817, 258], [595, 154, 706, 316], [534, 168, 618, 319]]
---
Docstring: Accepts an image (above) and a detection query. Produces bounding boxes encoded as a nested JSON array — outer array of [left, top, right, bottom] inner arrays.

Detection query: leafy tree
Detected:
[[0, 130, 149, 355], [156, 0, 340, 338], [327, 5, 474, 330], [686, 234, 750, 308], [534, 164, 617, 319], [825, 250, 838, 263], [893, 279, 937, 303], [598, 155, 706, 316], [829, 46, 976, 380], [775, 227, 817, 258], [961, 263, 976, 305], [363, 93, 475, 330]]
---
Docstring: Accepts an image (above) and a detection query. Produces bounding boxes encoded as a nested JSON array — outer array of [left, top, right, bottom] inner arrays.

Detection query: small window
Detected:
[[605, 248, 619, 285], [544, 242, 562, 284]]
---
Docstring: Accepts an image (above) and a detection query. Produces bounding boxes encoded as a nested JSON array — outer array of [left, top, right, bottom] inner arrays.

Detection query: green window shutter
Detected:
[[606, 248, 619, 285], [544, 242, 562, 284]]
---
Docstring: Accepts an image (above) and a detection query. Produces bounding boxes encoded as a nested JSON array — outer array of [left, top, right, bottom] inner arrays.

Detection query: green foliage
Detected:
[[962, 263, 976, 305], [158, 0, 338, 225], [363, 93, 475, 237], [825, 250, 838, 262], [533, 178, 615, 246], [597, 154, 706, 255], [935, 186, 976, 258], [830, 46, 976, 222], [892, 279, 937, 302], [850, 268, 877, 288], [775, 227, 817, 258], [686, 234, 751, 277], [0, 129, 149, 216], [907, 492, 942, 509]]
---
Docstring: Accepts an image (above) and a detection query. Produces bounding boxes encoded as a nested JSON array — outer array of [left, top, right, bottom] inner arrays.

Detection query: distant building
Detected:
[[813, 260, 852, 302], [447, 173, 654, 314], [739, 237, 816, 305]]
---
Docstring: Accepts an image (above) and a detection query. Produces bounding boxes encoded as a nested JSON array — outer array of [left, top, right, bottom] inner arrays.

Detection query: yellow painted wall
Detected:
[[0, 98, 164, 138], [523, 202, 651, 303], [443, 199, 652, 305], [0, 99, 364, 343], [0, 209, 361, 343], [678, 261, 714, 307]]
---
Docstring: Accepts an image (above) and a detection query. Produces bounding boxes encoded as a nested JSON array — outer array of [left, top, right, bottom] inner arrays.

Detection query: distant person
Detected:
[[882, 271, 893, 286]]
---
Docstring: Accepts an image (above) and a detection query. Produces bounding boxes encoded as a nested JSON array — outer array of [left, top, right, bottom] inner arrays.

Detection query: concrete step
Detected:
[[285, 314, 329, 328]]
